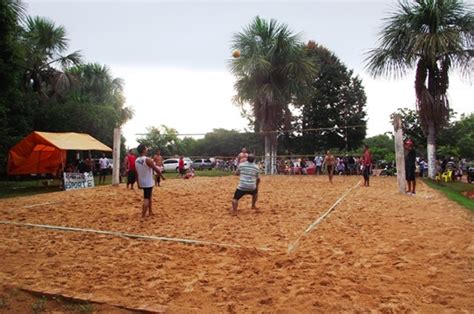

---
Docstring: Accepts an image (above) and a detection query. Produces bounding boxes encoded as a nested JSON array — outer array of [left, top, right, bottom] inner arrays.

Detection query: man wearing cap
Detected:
[[404, 139, 416, 195], [231, 154, 260, 215], [135, 144, 165, 219]]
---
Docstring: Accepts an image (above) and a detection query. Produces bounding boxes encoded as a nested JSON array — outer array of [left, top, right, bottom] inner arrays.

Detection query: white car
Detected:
[[162, 158, 193, 172]]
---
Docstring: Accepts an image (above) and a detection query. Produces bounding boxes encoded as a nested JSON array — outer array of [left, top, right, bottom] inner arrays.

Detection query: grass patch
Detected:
[[423, 179, 474, 211], [63, 301, 93, 313], [31, 296, 47, 313], [0, 297, 8, 309], [0, 180, 62, 199]]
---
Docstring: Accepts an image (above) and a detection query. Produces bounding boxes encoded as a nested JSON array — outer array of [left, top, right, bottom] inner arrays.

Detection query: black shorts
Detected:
[[233, 188, 257, 200], [327, 165, 334, 174], [406, 167, 416, 181], [363, 165, 371, 179], [127, 170, 136, 183], [143, 187, 153, 199], [100, 168, 108, 176]]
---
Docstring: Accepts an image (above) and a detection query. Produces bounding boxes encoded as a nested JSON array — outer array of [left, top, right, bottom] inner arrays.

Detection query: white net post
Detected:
[[112, 127, 121, 186], [393, 114, 406, 194]]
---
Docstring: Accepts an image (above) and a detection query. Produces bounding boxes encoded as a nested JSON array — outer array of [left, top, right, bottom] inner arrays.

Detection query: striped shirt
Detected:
[[237, 161, 260, 191]]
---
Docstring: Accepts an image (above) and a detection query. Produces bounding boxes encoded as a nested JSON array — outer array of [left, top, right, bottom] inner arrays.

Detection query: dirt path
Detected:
[[0, 176, 472, 312]]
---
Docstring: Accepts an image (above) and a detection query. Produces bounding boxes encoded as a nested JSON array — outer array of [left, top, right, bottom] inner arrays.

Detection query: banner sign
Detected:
[[63, 172, 95, 191]]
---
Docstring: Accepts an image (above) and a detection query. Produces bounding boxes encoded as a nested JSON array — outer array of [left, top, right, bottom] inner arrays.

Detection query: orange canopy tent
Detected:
[[7, 131, 112, 175]]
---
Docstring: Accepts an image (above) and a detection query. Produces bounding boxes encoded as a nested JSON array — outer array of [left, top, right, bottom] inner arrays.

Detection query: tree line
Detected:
[[136, 110, 473, 163], [0, 1, 133, 176]]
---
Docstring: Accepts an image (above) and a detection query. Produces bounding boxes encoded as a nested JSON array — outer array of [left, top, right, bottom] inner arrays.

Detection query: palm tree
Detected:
[[365, 0, 473, 178], [67, 63, 134, 126], [230, 16, 316, 174], [22, 16, 82, 97]]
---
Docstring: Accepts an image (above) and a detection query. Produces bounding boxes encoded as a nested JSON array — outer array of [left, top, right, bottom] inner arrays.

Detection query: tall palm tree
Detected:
[[67, 63, 134, 126], [230, 16, 316, 174], [22, 16, 82, 97], [365, 0, 473, 178]]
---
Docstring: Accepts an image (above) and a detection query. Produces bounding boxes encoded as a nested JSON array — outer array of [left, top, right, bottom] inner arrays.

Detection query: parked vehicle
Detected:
[[162, 158, 192, 172], [193, 158, 214, 170]]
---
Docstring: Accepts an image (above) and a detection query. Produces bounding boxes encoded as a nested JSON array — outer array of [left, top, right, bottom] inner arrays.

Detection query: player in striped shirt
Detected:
[[231, 154, 260, 215]]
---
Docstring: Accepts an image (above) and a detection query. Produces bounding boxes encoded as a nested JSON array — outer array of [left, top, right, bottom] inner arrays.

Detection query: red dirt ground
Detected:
[[0, 176, 472, 312]]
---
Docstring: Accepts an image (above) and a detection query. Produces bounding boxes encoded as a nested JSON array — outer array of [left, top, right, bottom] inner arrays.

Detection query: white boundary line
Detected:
[[22, 201, 63, 208], [287, 181, 361, 253], [0, 220, 272, 252]]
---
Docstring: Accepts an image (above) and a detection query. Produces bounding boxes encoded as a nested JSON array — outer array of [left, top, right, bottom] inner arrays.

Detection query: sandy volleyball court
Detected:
[[0, 176, 472, 312]]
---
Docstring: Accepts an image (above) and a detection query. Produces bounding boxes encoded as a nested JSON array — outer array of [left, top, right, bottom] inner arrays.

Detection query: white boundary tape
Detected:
[[287, 181, 361, 253], [0, 220, 272, 252], [22, 201, 63, 209]]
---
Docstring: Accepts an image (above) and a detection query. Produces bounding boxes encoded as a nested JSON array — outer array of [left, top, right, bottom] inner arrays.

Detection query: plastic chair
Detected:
[[441, 170, 453, 182]]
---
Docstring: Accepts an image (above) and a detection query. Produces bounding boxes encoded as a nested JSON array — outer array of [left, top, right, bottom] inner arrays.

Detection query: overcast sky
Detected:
[[26, 0, 473, 147]]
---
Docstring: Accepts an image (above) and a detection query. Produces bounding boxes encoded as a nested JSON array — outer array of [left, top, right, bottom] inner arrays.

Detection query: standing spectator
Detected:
[[323, 150, 336, 183], [300, 157, 307, 175], [77, 159, 86, 173], [419, 158, 427, 177], [336, 159, 346, 175], [347, 156, 355, 175], [85, 154, 94, 174], [178, 155, 185, 177], [361, 145, 373, 187], [135, 144, 164, 219], [124, 149, 137, 189], [153, 149, 164, 186], [441, 158, 448, 173], [314, 154, 323, 175], [236, 147, 249, 165], [99, 153, 109, 184], [404, 139, 416, 195], [354, 157, 361, 175]]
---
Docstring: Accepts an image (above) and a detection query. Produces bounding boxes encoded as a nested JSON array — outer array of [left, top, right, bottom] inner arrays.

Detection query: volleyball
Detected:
[[232, 50, 241, 58]]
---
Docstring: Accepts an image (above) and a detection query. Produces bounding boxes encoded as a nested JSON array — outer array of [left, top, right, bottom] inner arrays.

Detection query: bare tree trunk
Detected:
[[427, 121, 437, 179], [264, 134, 271, 175]]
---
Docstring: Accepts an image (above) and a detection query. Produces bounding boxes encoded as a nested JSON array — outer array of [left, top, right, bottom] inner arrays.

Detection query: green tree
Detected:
[[21, 16, 82, 97], [0, 0, 29, 175], [438, 113, 474, 159], [136, 126, 183, 157], [33, 63, 133, 148], [365, 0, 473, 178], [364, 134, 395, 162], [230, 16, 316, 174], [190, 129, 262, 157], [298, 43, 367, 153], [392, 107, 427, 150]]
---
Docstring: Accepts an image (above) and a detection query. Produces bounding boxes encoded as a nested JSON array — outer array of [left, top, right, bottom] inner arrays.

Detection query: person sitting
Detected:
[[300, 157, 308, 175], [336, 160, 346, 175], [184, 168, 195, 179]]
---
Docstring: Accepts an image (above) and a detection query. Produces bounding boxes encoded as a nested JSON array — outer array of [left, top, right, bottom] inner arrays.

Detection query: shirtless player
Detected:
[[323, 150, 336, 183]]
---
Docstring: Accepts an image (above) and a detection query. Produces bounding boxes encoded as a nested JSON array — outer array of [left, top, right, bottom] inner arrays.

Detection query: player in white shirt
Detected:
[[135, 144, 164, 219]]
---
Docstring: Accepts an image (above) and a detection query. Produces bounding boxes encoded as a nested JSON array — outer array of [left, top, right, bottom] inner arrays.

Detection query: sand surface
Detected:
[[0, 176, 472, 312]]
